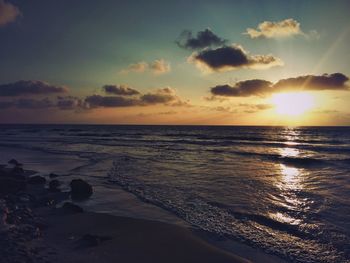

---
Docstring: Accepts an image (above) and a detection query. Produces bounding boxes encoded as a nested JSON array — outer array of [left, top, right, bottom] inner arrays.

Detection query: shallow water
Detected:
[[0, 124, 349, 263]]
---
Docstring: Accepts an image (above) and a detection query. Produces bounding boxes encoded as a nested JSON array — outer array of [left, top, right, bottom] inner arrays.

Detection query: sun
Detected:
[[271, 92, 315, 116]]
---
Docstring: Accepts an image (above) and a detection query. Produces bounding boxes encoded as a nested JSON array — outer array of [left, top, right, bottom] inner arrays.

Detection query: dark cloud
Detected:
[[211, 80, 273, 97], [0, 80, 190, 111], [56, 96, 84, 110], [140, 88, 176, 104], [273, 73, 349, 91], [83, 87, 186, 109], [0, 0, 20, 27], [84, 95, 139, 108], [103, 85, 140, 96], [16, 98, 54, 109], [190, 45, 283, 72], [176, 29, 226, 50], [0, 80, 68, 96], [210, 73, 349, 97]]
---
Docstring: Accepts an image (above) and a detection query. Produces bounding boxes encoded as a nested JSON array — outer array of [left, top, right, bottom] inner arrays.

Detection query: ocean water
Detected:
[[0, 124, 349, 263]]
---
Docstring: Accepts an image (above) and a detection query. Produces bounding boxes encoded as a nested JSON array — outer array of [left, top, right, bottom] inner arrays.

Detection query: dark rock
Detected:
[[28, 176, 46, 185], [8, 159, 22, 166], [49, 173, 59, 178], [11, 166, 25, 178], [70, 179, 93, 200], [48, 180, 60, 192], [62, 202, 84, 213], [0, 178, 26, 195]]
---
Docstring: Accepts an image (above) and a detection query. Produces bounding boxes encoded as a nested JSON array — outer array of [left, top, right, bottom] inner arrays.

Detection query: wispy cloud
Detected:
[[119, 62, 148, 74], [244, 18, 318, 39], [120, 59, 171, 75], [149, 59, 171, 75]]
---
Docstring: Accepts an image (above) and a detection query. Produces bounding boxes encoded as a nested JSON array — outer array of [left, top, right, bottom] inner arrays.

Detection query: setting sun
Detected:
[[271, 92, 315, 116]]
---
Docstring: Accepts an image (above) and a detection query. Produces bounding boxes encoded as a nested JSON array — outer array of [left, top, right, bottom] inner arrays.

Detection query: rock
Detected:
[[0, 178, 26, 195], [49, 173, 59, 178], [48, 180, 60, 192], [11, 166, 25, 179], [8, 159, 22, 166], [28, 176, 46, 185], [62, 202, 84, 213], [0, 200, 9, 231], [70, 179, 93, 200]]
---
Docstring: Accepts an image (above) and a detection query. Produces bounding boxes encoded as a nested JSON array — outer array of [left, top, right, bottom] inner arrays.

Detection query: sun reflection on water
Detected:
[[280, 164, 301, 187], [270, 128, 309, 223], [280, 148, 299, 157]]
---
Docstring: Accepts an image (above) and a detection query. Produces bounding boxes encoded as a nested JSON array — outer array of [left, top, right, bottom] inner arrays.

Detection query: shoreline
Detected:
[[0, 160, 252, 263], [0, 154, 288, 263]]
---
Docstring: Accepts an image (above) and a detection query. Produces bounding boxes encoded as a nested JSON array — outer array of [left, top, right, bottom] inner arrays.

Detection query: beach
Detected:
[[0, 125, 349, 263], [0, 159, 259, 263]]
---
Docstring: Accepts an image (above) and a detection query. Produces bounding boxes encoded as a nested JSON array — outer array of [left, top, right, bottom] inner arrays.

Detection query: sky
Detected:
[[0, 0, 350, 125]]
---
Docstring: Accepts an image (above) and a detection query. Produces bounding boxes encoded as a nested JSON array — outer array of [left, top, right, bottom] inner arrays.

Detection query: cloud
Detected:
[[0, 79, 190, 111], [244, 18, 303, 39], [0, 0, 20, 27], [120, 59, 171, 75], [273, 73, 349, 91], [120, 62, 148, 74], [244, 18, 318, 39], [16, 98, 54, 109], [312, 109, 339, 114], [149, 59, 171, 74], [0, 80, 68, 96], [84, 95, 139, 108], [211, 80, 273, 97], [211, 106, 237, 114], [56, 96, 84, 110], [159, 110, 177, 115], [83, 87, 186, 109], [139, 87, 190, 107], [189, 45, 283, 72], [210, 73, 349, 97], [176, 29, 226, 50], [239, 103, 273, 113], [140, 87, 177, 104], [103, 85, 140, 96], [203, 95, 229, 102]]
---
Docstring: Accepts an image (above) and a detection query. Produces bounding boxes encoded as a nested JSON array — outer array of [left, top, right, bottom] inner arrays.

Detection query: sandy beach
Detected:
[[0, 160, 252, 263]]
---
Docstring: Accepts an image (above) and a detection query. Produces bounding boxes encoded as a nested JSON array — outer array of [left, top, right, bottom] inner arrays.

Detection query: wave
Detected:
[[107, 161, 349, 263]]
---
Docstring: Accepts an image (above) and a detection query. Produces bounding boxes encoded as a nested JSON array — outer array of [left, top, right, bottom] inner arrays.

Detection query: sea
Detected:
[[0, 124, 349, 263]]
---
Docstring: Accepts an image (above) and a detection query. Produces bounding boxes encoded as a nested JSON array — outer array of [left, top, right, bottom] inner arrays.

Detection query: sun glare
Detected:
[[271, 92, 315, 116]]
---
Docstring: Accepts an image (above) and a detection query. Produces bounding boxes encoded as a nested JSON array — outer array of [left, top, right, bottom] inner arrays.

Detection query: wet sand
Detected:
[[0, 161, 250, 263], [43, 210, 250, 263]]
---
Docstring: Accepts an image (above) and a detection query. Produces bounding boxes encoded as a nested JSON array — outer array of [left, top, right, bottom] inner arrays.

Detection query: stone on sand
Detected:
[[70, 179, 93, 200]]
